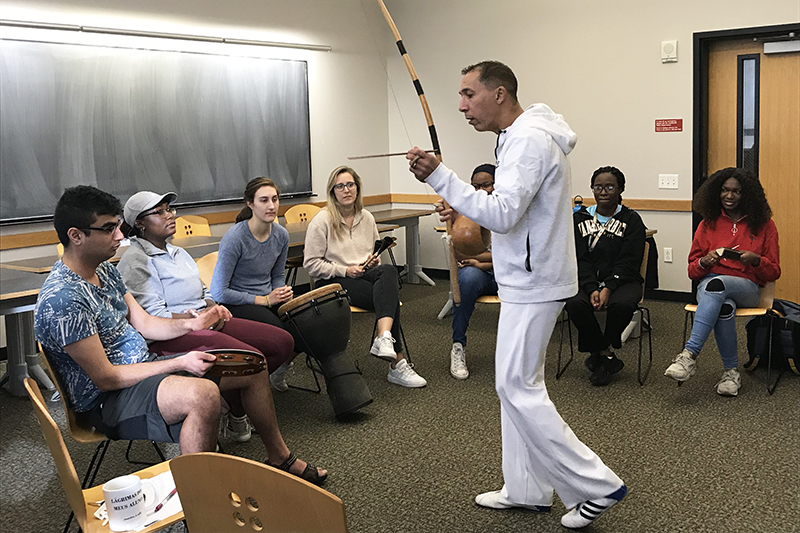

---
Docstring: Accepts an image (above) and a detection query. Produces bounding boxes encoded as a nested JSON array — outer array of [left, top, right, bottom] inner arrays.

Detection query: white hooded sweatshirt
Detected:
[[426, 103, 578, 304]]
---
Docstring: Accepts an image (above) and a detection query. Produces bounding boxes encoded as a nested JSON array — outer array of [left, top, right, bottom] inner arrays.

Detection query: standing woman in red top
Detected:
[[664, 167, 780, 396]]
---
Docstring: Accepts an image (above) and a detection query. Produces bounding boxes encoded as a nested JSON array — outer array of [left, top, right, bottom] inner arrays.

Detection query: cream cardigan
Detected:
[[302, 208, 381, 281]]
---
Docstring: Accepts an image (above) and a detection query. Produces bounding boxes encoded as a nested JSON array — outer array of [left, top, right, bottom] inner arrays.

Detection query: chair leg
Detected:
[[125, 440, 166, 466], [398, 323, 412, 365], [678, 311, 694, 388], [388, 248, 403, 288], [64, 439, 111, 533], [556, 309, 574, 379], [637, 306, 652, 385], [764, 313, 784, 395]]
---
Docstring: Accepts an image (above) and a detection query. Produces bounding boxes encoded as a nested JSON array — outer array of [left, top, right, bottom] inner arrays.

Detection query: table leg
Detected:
[[1, 311, 53, 396], [405, 222, 435, 286]]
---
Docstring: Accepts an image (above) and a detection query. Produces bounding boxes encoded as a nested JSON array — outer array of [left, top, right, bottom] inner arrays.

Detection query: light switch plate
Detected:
[[659, 174, 678, 189]]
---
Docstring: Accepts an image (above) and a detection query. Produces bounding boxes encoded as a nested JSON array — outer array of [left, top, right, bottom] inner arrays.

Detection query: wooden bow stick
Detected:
[[374, 0, 460, 305]]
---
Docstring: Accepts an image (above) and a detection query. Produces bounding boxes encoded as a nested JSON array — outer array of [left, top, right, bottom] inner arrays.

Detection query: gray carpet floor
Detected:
[[1, 277, 798, 533]]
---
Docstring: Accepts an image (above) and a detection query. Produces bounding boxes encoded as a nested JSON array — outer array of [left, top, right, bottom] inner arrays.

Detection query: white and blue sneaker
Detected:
[[475, 489, 551, 512], [561, 485, 627, 529]]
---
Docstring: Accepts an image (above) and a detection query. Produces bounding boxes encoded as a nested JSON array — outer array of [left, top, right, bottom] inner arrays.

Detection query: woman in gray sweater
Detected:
[[210, 177, 297, 392]]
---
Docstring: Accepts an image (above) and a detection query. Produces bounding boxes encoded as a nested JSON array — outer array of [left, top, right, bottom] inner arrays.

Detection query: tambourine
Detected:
[[203, 349, 267, 377]]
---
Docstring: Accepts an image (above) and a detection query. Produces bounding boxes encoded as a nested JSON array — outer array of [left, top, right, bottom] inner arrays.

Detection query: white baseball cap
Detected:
[[124, 191, 178, 227]]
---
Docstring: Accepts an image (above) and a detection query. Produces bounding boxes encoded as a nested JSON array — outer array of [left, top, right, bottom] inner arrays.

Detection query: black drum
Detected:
[[278, 284, 372, 417]]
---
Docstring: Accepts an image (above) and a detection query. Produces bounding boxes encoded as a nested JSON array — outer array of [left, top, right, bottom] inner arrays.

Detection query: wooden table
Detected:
[[0, 235, 222, 274], [0, 235, 223, 396]]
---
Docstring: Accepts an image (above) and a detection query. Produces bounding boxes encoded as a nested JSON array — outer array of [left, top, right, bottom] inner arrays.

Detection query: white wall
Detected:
[[2, 0, 798, 291], [382, 0, 799, 292]]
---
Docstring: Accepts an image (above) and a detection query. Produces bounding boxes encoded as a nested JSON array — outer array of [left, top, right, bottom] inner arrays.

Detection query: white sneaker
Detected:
[[269, 361, 293, 392], [370, 331, 397, 362], [716, 368, 741, 396], [222, 414, 252, 443], [664, 349, 697, 381], [450, 342, 469, 379], [387, 359, 427, 388], [561, 485, 627, 529], [474, 490, 551, 512]]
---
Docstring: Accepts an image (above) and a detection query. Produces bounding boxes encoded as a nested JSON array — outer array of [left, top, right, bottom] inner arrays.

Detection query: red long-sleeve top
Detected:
[[687, 211, 780, 286]]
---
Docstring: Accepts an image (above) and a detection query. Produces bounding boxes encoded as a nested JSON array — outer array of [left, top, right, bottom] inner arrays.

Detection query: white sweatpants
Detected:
[[495, 300, 623, 509]]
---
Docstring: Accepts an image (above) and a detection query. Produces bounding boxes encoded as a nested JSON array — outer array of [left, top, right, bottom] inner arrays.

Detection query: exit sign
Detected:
[[656, 119, 683, 132]]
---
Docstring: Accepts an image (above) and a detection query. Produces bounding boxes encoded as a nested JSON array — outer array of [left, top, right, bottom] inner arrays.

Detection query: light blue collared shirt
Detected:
[[117, 237, 210, 318]]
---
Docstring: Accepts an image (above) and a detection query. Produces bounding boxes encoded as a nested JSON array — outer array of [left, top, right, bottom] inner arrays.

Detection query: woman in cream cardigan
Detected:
[[303, 166, 427, 388]]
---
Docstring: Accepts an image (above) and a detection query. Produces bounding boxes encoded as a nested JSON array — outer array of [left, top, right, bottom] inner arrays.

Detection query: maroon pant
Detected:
[[149, 317, 293, 373]]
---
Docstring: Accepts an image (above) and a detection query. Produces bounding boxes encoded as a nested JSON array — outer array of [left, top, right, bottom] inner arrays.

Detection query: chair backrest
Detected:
[[174, 215, 211, 238], [24, 378, 89, 528], [284, 204, 321, 224], [755, 280, 776, 310], [57, 243, 64, 257], [195, 252, 219, 289], [171, 452, 348, 533], [38, 343, 107, 444], [639, 241, 650, 303]]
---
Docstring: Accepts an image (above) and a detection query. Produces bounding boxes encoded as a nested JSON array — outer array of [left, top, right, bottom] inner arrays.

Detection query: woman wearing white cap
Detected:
[[117, 190, 297, 444]]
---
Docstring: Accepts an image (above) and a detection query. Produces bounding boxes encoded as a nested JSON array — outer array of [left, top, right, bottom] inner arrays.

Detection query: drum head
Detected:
[[278, 283, 344, 316]]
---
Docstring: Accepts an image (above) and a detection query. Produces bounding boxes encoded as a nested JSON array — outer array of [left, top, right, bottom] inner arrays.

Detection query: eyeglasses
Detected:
[[473, 181, 494, 191], [140, 207, 177, 219], [83, 220, 123, 234], [591, 184, 618, 193], [333, 182, 357, 192]]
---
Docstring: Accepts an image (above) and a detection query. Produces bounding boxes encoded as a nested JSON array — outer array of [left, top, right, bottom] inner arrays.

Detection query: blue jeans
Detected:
[[685, 274, 760, 369], [452, 266, 498, 346]]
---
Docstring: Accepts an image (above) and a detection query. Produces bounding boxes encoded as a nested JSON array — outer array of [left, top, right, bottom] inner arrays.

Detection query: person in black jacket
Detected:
[[565, 166, 646, 386]]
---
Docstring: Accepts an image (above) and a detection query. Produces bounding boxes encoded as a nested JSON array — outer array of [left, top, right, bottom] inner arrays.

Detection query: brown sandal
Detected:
[[268, 452, 328, 485]]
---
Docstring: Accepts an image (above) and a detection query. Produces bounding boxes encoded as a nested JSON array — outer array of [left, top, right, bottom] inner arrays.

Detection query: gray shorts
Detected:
[[85, 355, 220, 443]]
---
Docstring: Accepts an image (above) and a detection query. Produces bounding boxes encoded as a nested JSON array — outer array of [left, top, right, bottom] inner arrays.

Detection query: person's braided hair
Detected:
[[693, 167, 772, 236]]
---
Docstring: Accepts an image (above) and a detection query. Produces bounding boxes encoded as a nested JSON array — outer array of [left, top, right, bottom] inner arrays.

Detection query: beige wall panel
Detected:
[[760, 52, 800, 301]]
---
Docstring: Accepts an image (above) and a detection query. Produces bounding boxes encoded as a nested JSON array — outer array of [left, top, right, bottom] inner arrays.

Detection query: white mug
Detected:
[[102, 474, 162, 531]]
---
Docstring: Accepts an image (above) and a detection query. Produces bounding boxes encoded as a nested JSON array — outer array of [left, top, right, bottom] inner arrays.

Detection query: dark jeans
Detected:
[[320, 265, 403, 353], [564, 281, 641, 353], [452, 266, 497, 346]]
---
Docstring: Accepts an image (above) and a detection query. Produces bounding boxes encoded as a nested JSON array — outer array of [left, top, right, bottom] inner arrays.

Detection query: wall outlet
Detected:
[[658, 174, 679, 189], [663, 247, 673, 263]]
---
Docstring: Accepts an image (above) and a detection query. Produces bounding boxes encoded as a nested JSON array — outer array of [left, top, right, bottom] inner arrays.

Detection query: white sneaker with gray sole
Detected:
[[387, 359, 427, 388]]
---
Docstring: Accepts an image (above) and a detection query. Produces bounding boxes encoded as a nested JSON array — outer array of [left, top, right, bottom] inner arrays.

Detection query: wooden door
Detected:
[[707, 39, 800, 302]]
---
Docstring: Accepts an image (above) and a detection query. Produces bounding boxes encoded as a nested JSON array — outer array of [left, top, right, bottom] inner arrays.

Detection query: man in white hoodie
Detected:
[[407, 61, 627, 529]]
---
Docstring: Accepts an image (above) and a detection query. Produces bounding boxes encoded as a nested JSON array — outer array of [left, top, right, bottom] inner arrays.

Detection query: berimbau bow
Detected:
[[374, 0, 461, 305]]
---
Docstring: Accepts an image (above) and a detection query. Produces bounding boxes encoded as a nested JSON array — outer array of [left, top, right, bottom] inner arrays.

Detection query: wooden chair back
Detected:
[[174, 215, 211, 238], [38, 343, 107, 444], [754, 280, 776, 310], [25, 378, 89, 528], [284, 204, 321, 224], [171, 452, 348, 533], [195, 252, 219, 289], [25, 378, 183, 533]]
